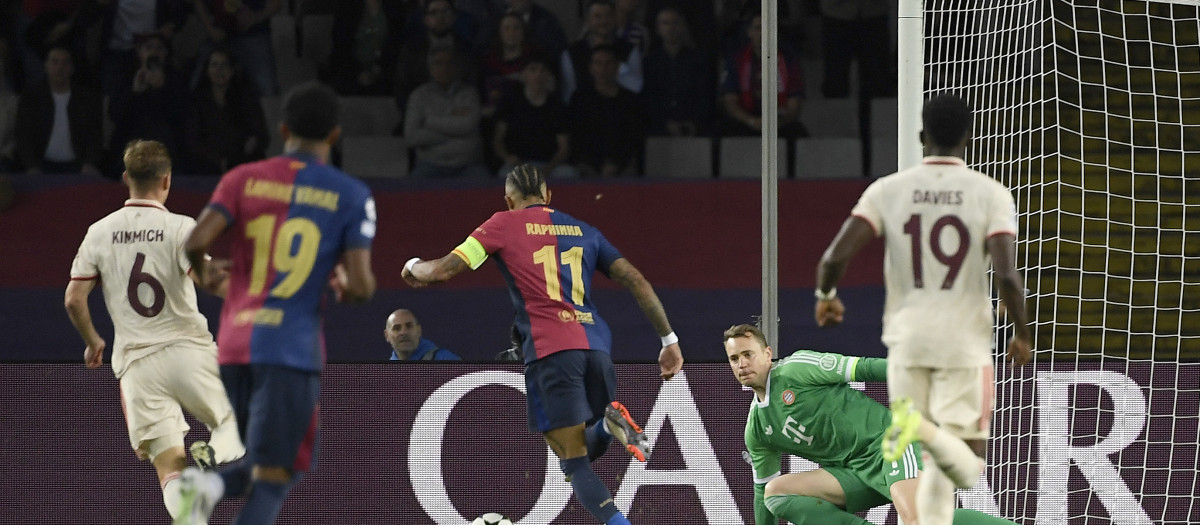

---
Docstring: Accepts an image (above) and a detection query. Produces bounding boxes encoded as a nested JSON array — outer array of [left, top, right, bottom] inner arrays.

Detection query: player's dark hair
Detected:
[[723, 323, 768, 348], [123, 140, 171, 186], [922, 94, 972, 149], [282, 81, 340, 140], [523, 52, 553, 72], [589, 43, 619, 63], [505, 164, 546, 200], [425, 0, 454, 12], [588, 0, 615, 12]]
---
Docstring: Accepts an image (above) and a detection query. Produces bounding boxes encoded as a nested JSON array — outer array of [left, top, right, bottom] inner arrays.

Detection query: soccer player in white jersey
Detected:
[[64, 140, 245, 520], [813, 94, 1033, 525]]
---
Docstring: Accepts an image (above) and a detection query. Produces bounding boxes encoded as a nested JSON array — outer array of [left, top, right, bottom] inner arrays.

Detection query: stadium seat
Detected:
[[870, 137, 899, 177], [261, 96, 284, 157], [341, 136, 409, 178], [869, 97, 898, 137], [801, 98, 860, 138], [270, 14, 296, 59], [299, 14, 334, 65], [274, 52, 318, 94], [719, 137, 787, 179], [644, 136, 713, 179], [794, 138, 863, 179], [338, 97, 402, 137]]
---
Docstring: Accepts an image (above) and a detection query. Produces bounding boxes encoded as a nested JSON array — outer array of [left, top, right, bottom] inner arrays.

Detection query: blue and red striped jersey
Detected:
[[206, 153, 376, 371], [469, 205, 623, 363]]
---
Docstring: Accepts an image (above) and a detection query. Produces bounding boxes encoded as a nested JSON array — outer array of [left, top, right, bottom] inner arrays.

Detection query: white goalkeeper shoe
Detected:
[[173, 467, 223, 525]]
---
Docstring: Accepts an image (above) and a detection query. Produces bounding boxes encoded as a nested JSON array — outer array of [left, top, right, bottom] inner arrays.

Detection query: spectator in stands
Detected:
[[642, 6, 713, 137], [191, 0, 282, 97], [107, 31, 189, 177], [493, 55, 575, 178], [404, 46, 490, 178], [72, 0, 190, 102], [394, 0, 478, 115], [819, 0, 893, 100], [10, 1, 88, 91], [184, 47, 268, 174], [568, 44, 643, 178], [644, 0, 717, 54], [719, 12, 807, 140], [0, 41, 17, 172], [322, 0, 404, 96], [14, 43, 103, 175], [559, 0, 642, 104], [614, 0, 648, 53], [385, 309, 461, 361], [400, 0, 484, 51], [479, 11, 537, 118], [501, 0, 566, 61]]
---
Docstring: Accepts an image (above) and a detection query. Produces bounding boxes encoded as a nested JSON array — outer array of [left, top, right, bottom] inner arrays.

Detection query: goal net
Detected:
[[922, 0, 1200, 523]]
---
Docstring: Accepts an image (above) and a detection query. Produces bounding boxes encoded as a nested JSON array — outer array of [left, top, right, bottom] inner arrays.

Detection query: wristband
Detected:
[[660, 332, 678, 347], [404, 257, 420, 275], [814, 287, 838, 301]]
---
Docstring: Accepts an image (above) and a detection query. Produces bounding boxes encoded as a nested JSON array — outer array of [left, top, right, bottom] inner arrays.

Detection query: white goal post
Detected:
[[904, 0, 1200, 523]]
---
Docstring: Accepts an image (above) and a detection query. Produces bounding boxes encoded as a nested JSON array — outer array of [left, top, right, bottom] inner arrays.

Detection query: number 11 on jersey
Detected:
[[533, 244, 585, 305]]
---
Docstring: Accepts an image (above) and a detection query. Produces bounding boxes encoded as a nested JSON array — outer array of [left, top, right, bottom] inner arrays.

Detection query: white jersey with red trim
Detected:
[[69, 199, 216, 378], [850, 156, 1018, 367]]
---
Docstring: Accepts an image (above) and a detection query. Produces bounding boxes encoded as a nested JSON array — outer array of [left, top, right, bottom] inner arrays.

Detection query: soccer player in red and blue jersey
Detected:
[[174, 81, 377, 525], [402, 164, 684, 525]]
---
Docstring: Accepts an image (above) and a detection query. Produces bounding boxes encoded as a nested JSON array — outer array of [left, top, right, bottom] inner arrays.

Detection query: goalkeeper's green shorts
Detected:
[[826, 441, 924, 513]]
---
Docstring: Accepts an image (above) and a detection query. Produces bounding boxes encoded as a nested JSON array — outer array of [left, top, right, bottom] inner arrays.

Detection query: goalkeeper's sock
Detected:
[[232, 480, 290, 525], [918, 461, 956, 525], [763, 494, 870, 524], [953, 508, 1023, 524], [922, 426, 985, 489], [561, 456, 620, 523], [585, 420, 614, 461], [162, 472, 183, 519]]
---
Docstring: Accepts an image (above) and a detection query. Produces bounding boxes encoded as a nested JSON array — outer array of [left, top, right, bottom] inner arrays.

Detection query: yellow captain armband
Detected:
[[452, 236, 489, 270]]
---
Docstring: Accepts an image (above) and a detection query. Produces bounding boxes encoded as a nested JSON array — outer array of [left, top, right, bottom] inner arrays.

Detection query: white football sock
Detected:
[[210, 416, 246, 464], [917, 460, 956, 525], [923, 428, 984, 489], [162, 475, 183, 519]]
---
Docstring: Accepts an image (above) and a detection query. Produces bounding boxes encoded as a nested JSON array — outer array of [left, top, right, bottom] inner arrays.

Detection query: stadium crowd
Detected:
[[0, 0, 895, 179]]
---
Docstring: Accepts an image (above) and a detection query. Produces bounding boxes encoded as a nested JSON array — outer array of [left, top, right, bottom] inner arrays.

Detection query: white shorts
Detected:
[[118, 343, 235, 460], [887, 362, 995, 440]]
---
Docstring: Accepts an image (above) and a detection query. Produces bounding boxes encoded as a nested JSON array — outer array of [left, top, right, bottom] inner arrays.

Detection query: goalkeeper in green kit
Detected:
[[724, 324, 1018, 525]]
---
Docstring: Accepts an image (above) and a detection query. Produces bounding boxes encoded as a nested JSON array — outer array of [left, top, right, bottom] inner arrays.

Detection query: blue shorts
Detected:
[[524, 349, 616, 433], [220, 364, 321, 474]]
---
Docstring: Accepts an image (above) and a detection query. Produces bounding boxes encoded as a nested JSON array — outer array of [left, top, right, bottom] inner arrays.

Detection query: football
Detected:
[[472, 513, 513, 525]]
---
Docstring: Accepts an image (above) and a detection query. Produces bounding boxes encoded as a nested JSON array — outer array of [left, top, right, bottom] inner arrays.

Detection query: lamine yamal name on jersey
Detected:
[[112, 229, 165, 244], [243, 178, 340, 212]]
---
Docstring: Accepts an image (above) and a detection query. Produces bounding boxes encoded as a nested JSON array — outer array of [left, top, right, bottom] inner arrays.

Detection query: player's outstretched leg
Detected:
[[952, 508, 1023, 524], [604, 401, 649, 462], [173, 466, 224, 525], [886, 398, 984, 489], [917, 462, 955, 525], [883, 397, 921, 462], [764, 494, 871, 524]]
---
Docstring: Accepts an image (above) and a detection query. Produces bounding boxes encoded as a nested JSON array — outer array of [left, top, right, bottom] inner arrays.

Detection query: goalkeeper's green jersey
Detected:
[[744, 349, 889, 485]]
